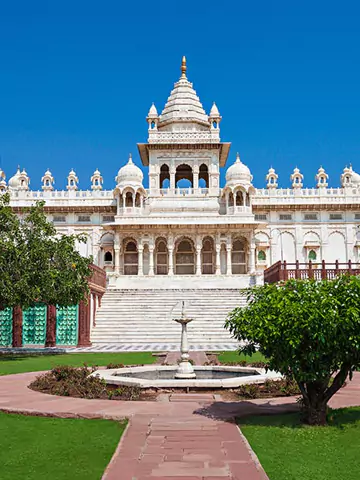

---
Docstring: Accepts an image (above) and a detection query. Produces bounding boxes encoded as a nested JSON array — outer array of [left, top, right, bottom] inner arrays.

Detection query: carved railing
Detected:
[[264, 260, 360, 284]]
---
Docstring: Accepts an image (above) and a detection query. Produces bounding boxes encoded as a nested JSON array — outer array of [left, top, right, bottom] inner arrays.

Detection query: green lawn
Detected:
[[0, 412, 126, 480], [0, 352, 156, 375], [217, 350, 267, 364], [239, 408, 360, 480]]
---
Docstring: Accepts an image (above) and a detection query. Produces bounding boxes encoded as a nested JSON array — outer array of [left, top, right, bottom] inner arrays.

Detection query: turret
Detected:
[[91, 169, 103, 190], [41, 169, 54, 191]]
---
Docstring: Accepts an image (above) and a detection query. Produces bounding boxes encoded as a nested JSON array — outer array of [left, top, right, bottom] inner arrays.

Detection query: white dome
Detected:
[[116, 154, 143, 188], [225, 153, 253, 188], [8, 167, 22, 190], [209, 102, 220, 117], [148, 103, 158, 117]]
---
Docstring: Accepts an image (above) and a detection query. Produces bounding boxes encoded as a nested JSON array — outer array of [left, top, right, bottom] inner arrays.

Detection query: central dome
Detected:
[[158, 57, 210, 128]]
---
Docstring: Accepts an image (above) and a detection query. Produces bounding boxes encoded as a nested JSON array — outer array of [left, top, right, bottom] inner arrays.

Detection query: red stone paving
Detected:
[[0, 371, 359, 479]]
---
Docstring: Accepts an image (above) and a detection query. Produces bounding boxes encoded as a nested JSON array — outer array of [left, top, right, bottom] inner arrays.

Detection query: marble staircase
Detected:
[[91, 289, 247, 346]]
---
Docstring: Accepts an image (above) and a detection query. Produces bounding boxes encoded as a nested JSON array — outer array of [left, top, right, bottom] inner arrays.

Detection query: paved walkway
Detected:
[[0, 343, 238, 354], [1, 372, 359, 479]]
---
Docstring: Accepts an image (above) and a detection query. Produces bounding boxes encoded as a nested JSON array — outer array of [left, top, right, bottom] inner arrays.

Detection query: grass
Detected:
[[0, 411, 126, 480], [217, 350, 267, 364], [239, 408, 360, 480], [0, 352, 156, 376]]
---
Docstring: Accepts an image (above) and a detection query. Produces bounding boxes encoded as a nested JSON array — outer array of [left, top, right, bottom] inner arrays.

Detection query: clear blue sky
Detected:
[[0, 1, 359, 190]]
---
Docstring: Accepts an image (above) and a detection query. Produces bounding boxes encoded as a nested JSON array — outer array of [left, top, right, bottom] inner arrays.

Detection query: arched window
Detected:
[[160, 164, 170, 189], [199, 164, 209, 189], [202, 238, 214, 274], [124, 241, 138, 275], [232, 239, 246, 274], [235, 191, 244, 206], [125, 192, 133, 207], [176, 239, 195, 275], [104, 251, 113, 265], [257, 250, 266, 261], [175, 164, 193, 188], [135, 192, 141, 207], [156, 239, 168, 275], [308, 250, 317, 261]]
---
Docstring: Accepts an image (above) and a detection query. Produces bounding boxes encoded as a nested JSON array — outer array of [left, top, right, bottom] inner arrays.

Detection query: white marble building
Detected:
[[2, 57, 360, 292]]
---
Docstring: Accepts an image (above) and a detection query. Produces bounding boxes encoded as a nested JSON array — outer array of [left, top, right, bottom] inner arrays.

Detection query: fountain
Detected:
[[92, 301, 281, 389], [174, 301, 196, 379]]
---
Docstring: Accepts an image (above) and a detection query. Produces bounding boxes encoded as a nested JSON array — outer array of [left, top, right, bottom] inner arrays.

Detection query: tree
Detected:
[[225, 276, 360, 425], [0, 193, 92, 313]]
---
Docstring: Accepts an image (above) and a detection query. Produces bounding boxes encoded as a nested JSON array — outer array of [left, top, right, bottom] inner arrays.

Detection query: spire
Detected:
[[236, 152, 241, 163], [181, 56, 187, 78]]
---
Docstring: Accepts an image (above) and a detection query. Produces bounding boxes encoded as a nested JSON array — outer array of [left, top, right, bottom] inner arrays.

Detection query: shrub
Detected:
[[226, 276, 360, 425], [30, 365, 141, 401]]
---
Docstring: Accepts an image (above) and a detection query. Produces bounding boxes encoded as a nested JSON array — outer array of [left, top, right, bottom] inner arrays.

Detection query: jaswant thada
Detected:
[[2, 57, 360, 348]]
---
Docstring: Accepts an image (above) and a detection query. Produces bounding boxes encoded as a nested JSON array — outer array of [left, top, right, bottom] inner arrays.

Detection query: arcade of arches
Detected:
[[99, 233, 256, 276]]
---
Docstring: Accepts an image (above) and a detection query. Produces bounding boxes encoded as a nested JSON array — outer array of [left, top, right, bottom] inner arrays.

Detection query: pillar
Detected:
[[45, 304, 57, 347], [249, 243, 256, 274], [149, 246, 154, 276], [138, 245, 144, 276], [196, 243, 202, 276], [114, 247, 120, 273], [193, 172, 199, 190], [226, 244, 232, 275], [77, 298, 91, 347], [215, 244, 221, 275], [12, 306, 23, 348], [170, 169, 176, 190]]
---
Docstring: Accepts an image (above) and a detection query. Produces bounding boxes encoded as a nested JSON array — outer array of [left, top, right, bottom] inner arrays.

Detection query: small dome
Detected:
[[8, 167, 22, 190], [148, 103, 158, 117], [93, 168, 101, 175], [116, 154, 143, 188], [69, 169, 77, 176], [44, 168, 52, 176], [268, 167, 276, 175], [317, 166, 326, 175], [0, 168, 5, 181], [209, 102, 220, 117], [225, 153, 252, 188]]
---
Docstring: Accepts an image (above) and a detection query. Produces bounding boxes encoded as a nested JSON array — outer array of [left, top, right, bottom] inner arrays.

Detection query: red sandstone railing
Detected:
[[264, 260, 360, 284]]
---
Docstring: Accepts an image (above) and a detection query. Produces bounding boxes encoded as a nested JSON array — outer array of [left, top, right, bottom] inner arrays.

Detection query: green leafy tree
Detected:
[[0, 193, 92, 312], [225, 276, 360, 425]]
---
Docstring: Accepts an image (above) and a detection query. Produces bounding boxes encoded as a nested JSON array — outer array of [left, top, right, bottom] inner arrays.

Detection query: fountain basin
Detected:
[[92, 365, 282, 389]]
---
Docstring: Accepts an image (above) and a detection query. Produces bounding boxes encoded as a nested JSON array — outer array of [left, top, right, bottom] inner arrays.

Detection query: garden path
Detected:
[[0, 372, 359, 479]]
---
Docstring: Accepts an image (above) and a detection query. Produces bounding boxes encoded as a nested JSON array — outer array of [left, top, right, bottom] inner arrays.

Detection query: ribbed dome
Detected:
[[159, 57, 209, 127], [116, 154, 143, 188], [225, 153, 253, 188]]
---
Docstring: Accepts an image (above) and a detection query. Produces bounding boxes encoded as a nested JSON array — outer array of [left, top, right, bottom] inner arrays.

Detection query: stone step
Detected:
[[91, 288, 246, 345]]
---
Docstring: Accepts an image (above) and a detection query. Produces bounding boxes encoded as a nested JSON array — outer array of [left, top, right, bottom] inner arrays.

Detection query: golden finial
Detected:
[[181, 56, 187, 77]]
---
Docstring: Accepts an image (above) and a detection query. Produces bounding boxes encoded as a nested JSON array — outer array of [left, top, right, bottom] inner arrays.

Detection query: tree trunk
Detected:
[[45, 305, 57, 347], [303, 398, 328, 425], [12, 306, 23, 347], [302, 381, 328, 425]]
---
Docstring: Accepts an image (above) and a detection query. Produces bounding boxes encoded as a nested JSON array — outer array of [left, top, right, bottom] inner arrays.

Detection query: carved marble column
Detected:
[[215, 244, 221, 275], [138, 245, 144, 276], [226, 244, 232, 275], [148, 246, 155, 276], [170, 168, 176, 191], [196, 246, 202, 276], [249, 243, 256, 274]]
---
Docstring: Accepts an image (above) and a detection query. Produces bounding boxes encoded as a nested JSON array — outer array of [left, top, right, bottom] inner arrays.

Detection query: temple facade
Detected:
[[2, 57, 360, 292]]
